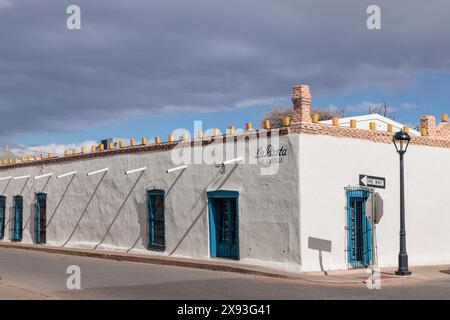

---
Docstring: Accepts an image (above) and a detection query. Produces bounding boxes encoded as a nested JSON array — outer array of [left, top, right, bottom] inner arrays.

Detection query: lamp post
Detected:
[[393, 130, 412, 276]]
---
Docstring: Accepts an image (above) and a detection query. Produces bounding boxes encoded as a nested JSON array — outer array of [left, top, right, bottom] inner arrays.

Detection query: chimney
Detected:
[[291, 85, 312, 125], [420, 115, 436, 137]]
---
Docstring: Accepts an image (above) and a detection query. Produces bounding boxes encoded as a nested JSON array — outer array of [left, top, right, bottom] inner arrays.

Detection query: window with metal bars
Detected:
[[0, 195, 5, 240], [35, 193, 47, 244], [346, 188, 372, 268], [12, 195, 23, 242], [147, 189, 165, 251]]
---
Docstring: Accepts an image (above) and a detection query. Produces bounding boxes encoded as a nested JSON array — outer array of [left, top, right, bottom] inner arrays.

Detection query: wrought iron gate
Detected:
[[345, 187, 373, 269]]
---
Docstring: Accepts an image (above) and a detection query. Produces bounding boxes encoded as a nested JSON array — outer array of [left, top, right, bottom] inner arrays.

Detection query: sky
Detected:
[[1, 0, 450, 153]]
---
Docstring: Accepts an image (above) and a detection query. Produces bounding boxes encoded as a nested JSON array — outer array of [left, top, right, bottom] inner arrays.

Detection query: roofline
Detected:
[[320, 113, 420, 135], [0, 128, 290, 170]]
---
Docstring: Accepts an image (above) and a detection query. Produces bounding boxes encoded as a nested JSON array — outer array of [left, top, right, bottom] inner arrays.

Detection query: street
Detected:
[[0, 248, 449, 300]]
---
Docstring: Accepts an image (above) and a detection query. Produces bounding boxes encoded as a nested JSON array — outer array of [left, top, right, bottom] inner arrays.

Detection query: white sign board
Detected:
[[359, 175, 386, 189]]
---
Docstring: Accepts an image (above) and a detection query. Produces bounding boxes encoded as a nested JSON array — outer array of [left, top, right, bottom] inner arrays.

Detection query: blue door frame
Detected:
[[0, 195, 5, 240], [147, 189, 166, 251], [346, 189, 372, 268], [35, 193, 47, 244], [12, 195, 23, 242], [207, 190, 239, 260]]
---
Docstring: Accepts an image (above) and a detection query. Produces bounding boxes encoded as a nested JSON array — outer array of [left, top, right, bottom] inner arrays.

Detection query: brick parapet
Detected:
[[291, 122, 450, 149], [0, 128, 290, 170], [1, 121, 449, 171], [436, 122, 450, 140]]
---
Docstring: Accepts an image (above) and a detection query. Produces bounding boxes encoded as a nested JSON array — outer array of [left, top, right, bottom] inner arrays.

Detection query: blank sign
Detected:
[[308, 237, 332, 253]]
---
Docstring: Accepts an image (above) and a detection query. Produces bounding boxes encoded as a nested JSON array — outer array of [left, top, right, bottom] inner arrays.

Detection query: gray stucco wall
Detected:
[[0, 134, 302, 272]]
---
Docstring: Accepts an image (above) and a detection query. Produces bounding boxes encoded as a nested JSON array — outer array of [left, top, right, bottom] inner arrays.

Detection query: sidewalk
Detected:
[[1, 242, 449, 286], [304, 265, 450, 286]]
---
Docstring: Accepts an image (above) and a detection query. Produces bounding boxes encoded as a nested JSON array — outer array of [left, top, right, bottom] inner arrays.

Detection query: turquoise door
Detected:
[[346, 189, 372, 268], [12, 195, 23, 242], [0, 196, 5, 240], [208, 191, 239, 260]]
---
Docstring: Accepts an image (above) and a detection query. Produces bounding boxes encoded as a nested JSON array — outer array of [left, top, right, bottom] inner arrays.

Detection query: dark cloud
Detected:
[[0, 0, 449, 142]]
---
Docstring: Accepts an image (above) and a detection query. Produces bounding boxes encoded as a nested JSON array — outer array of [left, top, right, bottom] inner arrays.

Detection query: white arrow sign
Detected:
[[359, 174, 386, 189]]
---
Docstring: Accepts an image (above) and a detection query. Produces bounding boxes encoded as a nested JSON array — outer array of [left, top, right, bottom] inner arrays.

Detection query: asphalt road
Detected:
[[0, 248, 449, 299]]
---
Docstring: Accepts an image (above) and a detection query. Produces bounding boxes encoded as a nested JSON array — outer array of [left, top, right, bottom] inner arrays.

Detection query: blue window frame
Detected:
[[35, 193, 47, 244], [0, 195, 5, 240], [207, 190, 239, 260], [12, 195, 23, 242], [147, 189, 165, 251], [346, 189, 372, 268]]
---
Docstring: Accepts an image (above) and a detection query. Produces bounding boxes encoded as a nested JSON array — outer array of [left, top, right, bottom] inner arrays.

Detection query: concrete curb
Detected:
[[0, 242, 363, 285]]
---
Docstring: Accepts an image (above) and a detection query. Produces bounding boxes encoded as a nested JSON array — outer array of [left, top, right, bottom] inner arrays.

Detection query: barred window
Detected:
[[147, 189, 165, 251]]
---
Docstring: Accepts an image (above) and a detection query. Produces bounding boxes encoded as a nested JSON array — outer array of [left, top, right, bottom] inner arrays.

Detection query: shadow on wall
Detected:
[[47, 175, 75, 228], [1, 179, 11, 195], [127, 169, 186, 253], [27, 201, 35, 243], [62, 171, 107, 247], [127, 199, 147, 253], [22, 201, 33, 233], [18, 177, 29, 196], [308, 236, 333, 272], [166, 169, 185, 198], [39, 175, 52, 194], [168, 164, 239, 256], [8, 207, 13, 240], [3, 208, 10, 239], [94, 170, 145, 250]]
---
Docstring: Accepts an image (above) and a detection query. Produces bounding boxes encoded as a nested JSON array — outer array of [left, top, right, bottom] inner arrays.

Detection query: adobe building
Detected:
[[0, 84, 449, 273]]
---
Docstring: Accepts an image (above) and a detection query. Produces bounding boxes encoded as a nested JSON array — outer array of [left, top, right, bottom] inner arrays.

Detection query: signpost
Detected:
[[365, 192, 383, 287], [359, 174, 386, 189], [365, 193, 384, 224]]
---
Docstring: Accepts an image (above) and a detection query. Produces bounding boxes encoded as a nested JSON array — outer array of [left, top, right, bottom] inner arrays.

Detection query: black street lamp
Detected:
[[393, 130, 412, 276]]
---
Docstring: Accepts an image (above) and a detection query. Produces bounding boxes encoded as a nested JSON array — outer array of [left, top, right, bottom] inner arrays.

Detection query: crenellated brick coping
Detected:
[[0, 128, 290, 170], [436, 122, 450, 140], [292, 122, 450, 149], [1, 122, 449, 171]]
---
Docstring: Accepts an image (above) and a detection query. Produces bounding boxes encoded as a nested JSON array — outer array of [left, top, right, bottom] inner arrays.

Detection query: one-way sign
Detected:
[[359, 174, 386, 189]]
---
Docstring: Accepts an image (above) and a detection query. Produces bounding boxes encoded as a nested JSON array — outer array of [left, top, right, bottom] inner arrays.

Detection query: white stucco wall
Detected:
[[299, 134, 450, 272], [3, 131, 447, 273], [0, 134, 302, 272]]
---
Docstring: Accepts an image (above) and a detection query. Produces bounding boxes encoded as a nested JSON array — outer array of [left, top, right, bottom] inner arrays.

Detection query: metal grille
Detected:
[[12, 195, 23, 242], [214, 198, 238, 245], [345, 187, 373, 269], [230, 199, 238, 245], [147, 190, 166, 251], [0, 195, 5, 240], [35, 193, 47, 244], [217, 199, 229, 242]]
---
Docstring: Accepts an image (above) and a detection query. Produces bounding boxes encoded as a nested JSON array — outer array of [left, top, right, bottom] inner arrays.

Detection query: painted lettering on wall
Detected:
[[256, 144, 288, 165]]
